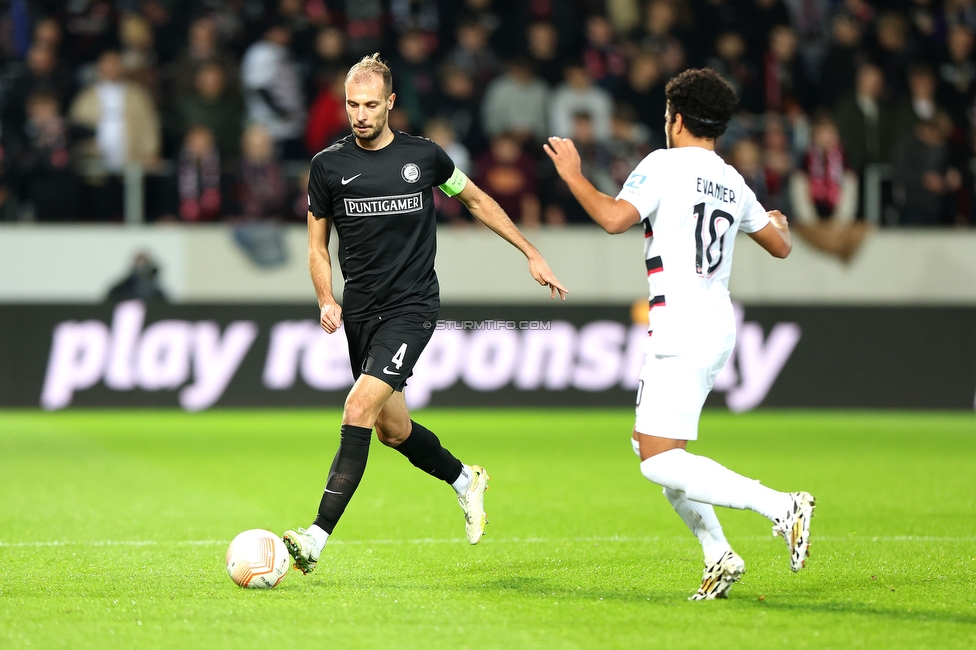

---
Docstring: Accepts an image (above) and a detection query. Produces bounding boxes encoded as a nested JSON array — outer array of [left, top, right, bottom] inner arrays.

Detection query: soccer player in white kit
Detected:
[[545, 68, 815, 600]]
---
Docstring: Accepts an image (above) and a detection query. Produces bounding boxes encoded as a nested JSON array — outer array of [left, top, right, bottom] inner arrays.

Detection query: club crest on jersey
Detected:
[[401, 163, 421, 183]]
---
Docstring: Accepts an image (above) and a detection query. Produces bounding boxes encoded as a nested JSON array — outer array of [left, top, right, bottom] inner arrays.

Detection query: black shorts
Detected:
[[344, 311, 437, 391]]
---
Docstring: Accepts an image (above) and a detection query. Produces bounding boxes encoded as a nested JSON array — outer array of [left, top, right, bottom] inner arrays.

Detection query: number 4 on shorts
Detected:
[[391, 343, 407, 370]]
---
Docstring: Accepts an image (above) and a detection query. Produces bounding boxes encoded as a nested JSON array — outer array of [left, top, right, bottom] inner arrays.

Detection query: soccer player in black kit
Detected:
[[282, 54, 568, 574]]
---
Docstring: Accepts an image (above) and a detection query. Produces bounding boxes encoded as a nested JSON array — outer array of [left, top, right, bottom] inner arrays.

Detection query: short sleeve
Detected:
[[738, 185, 771, 234], [307, 153, 332, 218], [432, 142, 456, 186], [615, 152, 663, 219]]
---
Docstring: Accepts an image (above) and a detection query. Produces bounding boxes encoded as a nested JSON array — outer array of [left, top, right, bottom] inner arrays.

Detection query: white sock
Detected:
[[307, 524, 329, 553], [663, 487, 731, 565], [631, 438, 641, 458], [640, 448, 791, 522], [452, 464, 473, 495]]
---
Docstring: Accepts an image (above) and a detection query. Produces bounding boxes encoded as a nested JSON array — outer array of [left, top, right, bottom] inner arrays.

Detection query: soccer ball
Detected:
[[225, 529, 291, 589]]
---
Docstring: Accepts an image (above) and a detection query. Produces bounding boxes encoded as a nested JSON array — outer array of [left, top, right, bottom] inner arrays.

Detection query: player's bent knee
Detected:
[[374, 425, 402, 447], [374, 416, 411, 447], [342, 397, 378, 429]]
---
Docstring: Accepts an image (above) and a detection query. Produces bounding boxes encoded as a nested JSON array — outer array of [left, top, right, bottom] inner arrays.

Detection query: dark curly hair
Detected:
[[665, 68, 739, 140]]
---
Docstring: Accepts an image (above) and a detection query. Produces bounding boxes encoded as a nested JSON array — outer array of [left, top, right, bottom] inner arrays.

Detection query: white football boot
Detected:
[[457, 465, 490, 544], [281, 528, 320, 575], [689, 549, 746, 600], [772, 491, 816, 572]]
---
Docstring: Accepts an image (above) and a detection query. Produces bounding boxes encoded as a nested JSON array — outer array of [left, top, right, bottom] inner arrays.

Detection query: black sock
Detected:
[[394, 420, 463, 484], [313, 424, 371, 534]]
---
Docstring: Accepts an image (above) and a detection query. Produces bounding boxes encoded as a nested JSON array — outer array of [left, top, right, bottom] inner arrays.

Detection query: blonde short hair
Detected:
[[345, 53, 393, 97]]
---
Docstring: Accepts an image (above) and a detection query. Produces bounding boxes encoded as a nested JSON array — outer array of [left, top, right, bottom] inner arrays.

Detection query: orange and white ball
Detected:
[[225, 529, 291, 589]]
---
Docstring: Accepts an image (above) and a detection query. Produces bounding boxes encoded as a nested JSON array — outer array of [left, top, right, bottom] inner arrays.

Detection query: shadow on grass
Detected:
[[748, 597, 976, 627]]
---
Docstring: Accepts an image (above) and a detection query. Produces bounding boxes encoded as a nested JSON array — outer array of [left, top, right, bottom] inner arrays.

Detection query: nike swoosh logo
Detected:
[[382, 366, 400, 375], [324, 488, 343, 495], [341, 174, 362, 185]]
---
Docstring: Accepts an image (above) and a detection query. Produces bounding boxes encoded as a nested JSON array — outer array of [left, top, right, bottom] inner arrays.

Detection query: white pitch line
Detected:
[[1, 535, 974, 549]]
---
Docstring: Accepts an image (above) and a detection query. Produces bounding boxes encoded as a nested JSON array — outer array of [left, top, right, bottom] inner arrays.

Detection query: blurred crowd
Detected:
[[1, 0, 975, 231]]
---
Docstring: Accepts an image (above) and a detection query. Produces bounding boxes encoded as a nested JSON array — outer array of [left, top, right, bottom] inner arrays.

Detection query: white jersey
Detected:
[[616, 147, 770, 355]]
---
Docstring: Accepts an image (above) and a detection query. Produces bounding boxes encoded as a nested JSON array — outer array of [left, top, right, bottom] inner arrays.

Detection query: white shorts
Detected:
[[634, 347, 733, 441]]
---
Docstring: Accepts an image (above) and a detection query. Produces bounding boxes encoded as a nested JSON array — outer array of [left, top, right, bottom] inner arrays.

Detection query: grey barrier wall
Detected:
[[1, 302, 974, 411]]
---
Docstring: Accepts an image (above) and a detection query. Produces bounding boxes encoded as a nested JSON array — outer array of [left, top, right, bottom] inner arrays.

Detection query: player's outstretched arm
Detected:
[[455, 180, 568, 300], [307, 211, 343, 333], [544, 136, 640, 234], [748, 210, 792, 259]]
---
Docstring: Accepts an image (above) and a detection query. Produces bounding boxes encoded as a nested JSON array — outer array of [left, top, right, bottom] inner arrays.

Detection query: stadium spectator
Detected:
[[707, 31, 762, 114], [789, 113, 868, 261], [3, 2, 975, 229], [833, 63, 894, 179], [607, 105, 653, 191], [69, 50, 161, 220], [550, 61, 613, 142], [433, 64, 484, 155], [390, 30, 438, 131], [614, 50, 667, 145], [62, 0, 117, 64], [782, 0, 832, 72], [739, 0, 792, 62], [19, 91, 79, 222], [545, 109, 623, 226], [526, 21, 563, 86], [344, 0, 385, 58], [893, 113, 963, 225], [447, 18, 499, 88], [425, 119, 472, 225], [424, 118, 471, 175], [634, 0, 681, 55], [582, 14, 628, 93], [730, 137, 773, 210], [937, 25, 976, 128], [390, 0, 441, 37], [452, 0, 506, 55], [119, 13, 162, 104], [571, 112, 615, 196], [305, 26, 353, 101], [944, 0, 976, 33], [237, 124, 289, 220], [305, 69, 348, 155], [169, 16, 240, 102], [31, 17, 63, 56], [481, 58, 550, 143], [762, 25, 815, 114], [177, 125, 223, 222], [136, 0, 185, 64], [760, 115, 797, 211], [277, 0, 317, 62], [908, 0, 940, 57], [474, 132, 540, 225], [873, 13, 915, 96], [175, 63, 245, 160], [819, 13, 866, 109], [107, 252, 168, 303], [240, 23, 305, 160], [687, 0, 742, 64], [605, 0, 642, 35], [892, 64, 945, 145], [1, 44, 74, 151]]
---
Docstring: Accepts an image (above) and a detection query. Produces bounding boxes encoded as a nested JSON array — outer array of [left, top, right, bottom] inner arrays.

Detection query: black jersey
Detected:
[[307, 131, 457, 321]]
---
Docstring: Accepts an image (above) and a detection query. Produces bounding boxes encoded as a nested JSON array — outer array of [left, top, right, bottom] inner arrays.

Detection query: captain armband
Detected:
[[438, 166, 468, 197]]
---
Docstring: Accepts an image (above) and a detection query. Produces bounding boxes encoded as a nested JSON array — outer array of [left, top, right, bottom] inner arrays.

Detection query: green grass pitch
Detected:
[[1, 409, 974, 649]]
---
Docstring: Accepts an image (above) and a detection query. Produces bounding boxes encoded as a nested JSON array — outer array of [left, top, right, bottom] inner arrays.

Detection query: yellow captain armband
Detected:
[[438, 166, 468, 197]]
